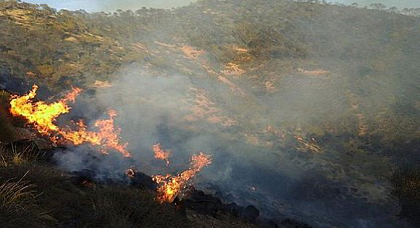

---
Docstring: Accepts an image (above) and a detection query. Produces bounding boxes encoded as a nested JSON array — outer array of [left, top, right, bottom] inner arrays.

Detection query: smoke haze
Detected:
[[53, 60, 403, 227], [23, 0, 420, 11], [31, 0, 419, 227]]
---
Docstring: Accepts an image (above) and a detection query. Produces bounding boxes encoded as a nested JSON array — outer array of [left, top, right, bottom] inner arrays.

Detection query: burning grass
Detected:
[[153, 152, 212, 203], [9, 85, 131, 157], [8, 86, 213, 206], [0, 88, 253, 228], [0, 143, 256, 228], [0, 145, 191, 228], [153, 143, 171, 166]]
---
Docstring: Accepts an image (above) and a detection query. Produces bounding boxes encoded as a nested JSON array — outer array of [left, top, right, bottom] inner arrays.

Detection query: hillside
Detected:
[[0, 0, 420, 227]]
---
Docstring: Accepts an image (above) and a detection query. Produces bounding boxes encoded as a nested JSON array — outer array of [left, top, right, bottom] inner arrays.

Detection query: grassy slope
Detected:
[[0, 137, 258, 228], [0, 144, 188, 228], [0, 83, 257, 226], [0, 0, 420, 227]]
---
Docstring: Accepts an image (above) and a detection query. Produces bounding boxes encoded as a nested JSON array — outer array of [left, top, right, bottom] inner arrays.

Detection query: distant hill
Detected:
[[1, 0, 419, 93], [1, 0, 420, 227]]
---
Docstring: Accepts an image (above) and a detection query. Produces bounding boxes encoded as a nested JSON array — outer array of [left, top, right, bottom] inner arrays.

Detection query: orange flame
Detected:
[[10, 85, 80, 134], [153, 152, 212, 203], [10, 85, 131, 157], [153, 143, 171, 165], [10, 85, 213, 202]]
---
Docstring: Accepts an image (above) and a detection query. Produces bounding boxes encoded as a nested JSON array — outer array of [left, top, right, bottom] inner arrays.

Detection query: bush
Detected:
[[0, 90, 17, 143]]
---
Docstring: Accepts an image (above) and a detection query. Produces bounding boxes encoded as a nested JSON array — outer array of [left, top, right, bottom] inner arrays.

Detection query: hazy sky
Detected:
[[24, 0, 420, 11], [24, 0, 196, 11], [336, 0, 420, 8]]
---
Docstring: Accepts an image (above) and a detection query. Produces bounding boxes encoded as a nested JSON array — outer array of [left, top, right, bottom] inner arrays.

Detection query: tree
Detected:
[[369, 3, 386, 11]]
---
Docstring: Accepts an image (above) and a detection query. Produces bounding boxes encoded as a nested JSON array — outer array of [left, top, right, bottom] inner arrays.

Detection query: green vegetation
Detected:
[[0, 0, 419, 227], [2, 0, 418, 92]]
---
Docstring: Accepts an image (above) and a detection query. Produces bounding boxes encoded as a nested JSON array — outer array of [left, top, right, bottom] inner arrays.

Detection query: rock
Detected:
[[177, 187, 261, 224], [224, 202, 243, 217], [128, 170, 157, 190], [242, 205, 260, 223], [181, 189, 223, 217], [279, 219, 312, 228]]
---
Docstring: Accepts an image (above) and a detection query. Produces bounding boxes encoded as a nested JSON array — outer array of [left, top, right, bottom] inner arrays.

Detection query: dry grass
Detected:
[[0, 90, 9, 101], [0, 142, 41, 167], [0, 171, 46, 228], [10, 143, 40, 165], [73, 187, 189, 228], [0, 171, 36, 211], [0, 145, 191, 228]]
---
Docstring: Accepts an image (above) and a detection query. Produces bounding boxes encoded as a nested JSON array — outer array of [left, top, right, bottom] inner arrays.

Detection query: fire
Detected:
[[125, 168, 136, 179], [11, 85, 214, 203], [153, 152, 212, 203], [10, 85, 131, 157], [153, 143, 171, 165], [10, 85, 80, 134], [60, 110, 130, 157]]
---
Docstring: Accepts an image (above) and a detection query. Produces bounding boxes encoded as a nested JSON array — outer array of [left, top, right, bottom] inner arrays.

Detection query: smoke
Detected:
[[24, 0, 197, 11], [23, 0, 420, 12], [96, 0, 197, 10], [334, 0, 420, 8], [52, 62, 401, 227], [50, 1, 419, 228]]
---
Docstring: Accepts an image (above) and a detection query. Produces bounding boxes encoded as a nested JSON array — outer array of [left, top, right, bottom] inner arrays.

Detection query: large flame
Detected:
[[10, 85, 80, 134], [10, 85, 131, 157], [153, 143, 171, 166], [11, 85, 213, 203], [153, 152, 212, 203]]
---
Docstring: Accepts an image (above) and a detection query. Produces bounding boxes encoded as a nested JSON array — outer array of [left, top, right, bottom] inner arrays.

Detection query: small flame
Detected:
[[125, 168, 136, 179], [153, 143, 171, 165], [60, 110, 131, 157], [10, 85, 131, 157], [153, 152, 212, 203]]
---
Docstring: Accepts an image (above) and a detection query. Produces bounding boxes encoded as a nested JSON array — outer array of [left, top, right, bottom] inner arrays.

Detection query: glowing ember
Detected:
[[295, 134, 322, 154], [10, 85, 131, 157], [153, 143, 171, 165], [125, 168, 136, 179], [153, 152, 212, 203]]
